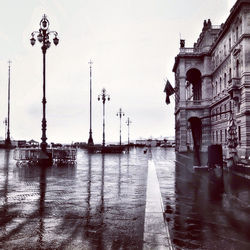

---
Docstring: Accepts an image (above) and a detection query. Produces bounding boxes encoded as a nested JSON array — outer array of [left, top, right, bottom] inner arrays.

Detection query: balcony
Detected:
[[228, 77, 241, 101], [228, 77, 240, 88], [185, 99, 210, 107]]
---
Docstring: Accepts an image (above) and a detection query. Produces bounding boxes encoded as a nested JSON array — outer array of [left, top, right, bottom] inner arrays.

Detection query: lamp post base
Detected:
[[4, 138, 12, 148], [38, 150, 53, 167], [88, 130, 94, 146], [88, 137, 94, 146]]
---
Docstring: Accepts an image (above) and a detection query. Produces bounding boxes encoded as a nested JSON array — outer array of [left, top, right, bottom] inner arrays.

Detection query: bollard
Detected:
[[208, 144, 223, 168]]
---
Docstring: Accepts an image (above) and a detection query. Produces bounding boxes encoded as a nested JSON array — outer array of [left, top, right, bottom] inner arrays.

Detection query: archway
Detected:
[[186, 68, 202, 100], [188, 117, 202, 166]]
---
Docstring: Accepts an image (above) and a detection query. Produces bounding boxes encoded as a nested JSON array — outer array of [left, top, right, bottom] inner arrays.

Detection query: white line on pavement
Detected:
[[143, 159, 174, 250]]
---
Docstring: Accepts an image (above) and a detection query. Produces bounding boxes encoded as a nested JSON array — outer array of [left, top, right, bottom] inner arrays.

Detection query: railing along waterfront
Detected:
[[14, 147, 77, 166]]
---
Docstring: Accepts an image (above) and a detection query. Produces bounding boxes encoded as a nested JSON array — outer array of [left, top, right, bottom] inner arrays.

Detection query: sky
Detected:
[[0, 0, 236, 144]]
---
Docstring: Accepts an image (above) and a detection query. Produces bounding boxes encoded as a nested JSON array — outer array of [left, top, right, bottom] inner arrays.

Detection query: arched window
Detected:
[[224, 73, 227, 88], [229, 68, 232, 80], [215, 81, 218, 95]]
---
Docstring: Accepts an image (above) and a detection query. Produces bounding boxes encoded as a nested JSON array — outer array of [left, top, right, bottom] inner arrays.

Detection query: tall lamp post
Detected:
[[98, 88, 110, 147], [5, 60, 11, 147], [88, 60, 94, 146], [126, 117, 132, 146], [30, 14, 59, 153], [116, 108, 125, 145]]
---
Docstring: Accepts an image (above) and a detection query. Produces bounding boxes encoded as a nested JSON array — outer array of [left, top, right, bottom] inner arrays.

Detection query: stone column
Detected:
[[201, 108, 211, 152], [179, 109, 188, 152]]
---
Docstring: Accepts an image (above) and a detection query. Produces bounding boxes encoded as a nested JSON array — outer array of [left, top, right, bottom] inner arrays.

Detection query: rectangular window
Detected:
[[229, 37, 231, 50], [220, 130, 222, 143], [224, 104, 227, 118], [216, 131, 218, 143], [238, 126, 241, 143], [225, 129, 227, 142]]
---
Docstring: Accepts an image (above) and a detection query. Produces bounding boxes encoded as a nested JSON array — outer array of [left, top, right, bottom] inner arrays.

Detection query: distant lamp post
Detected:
[[116, 108, 125, 145], [98, 88, 110, 147], [30, 14, 59, 153], [88, 60, 94, 146], [3, 118, 7, 141], [5, 61, 12, 147], [126, 117, 132, 146]]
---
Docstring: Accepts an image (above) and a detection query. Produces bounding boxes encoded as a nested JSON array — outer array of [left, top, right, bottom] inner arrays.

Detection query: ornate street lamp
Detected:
[[227, 110, 238, 159], [98, 88, 110, 147], [126, 117, 132, 146], [88, 60, 94, 146], [226, 99, 238, 167], [116, 108, 125, 145], [5, 61, 11, 147], [30, 14, 59, 153]]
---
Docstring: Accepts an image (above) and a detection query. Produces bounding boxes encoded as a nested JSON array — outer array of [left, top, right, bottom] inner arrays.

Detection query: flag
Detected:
[[164, 80, 175, 104]]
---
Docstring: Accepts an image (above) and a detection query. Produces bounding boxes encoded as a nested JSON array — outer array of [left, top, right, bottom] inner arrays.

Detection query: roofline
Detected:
[[172, 0, 250, 72], [172, 52, 209, 72], [210, 0, 249, 53]]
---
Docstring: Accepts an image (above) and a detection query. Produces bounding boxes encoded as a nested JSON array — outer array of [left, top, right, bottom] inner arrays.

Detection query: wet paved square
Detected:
[[0, 148, 148, 249], [1, 147, 250, 249]]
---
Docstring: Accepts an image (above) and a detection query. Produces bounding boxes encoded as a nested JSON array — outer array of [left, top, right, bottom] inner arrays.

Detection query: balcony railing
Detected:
[[179, 48, 201, 54], [185, 100, 210, 107], [212, 25, 221, 29]]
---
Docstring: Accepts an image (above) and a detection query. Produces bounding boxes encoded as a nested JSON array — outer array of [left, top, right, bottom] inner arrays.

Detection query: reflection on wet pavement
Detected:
[[153, 147, 250, 250], [0, 148, 148, 249], [2, 147, 250, 249]]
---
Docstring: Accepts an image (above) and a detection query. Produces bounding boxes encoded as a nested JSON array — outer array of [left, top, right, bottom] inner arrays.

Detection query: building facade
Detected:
[[173, 0, 250, 158]]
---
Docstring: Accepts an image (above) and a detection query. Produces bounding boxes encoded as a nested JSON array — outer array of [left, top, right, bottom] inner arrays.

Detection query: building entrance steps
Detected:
[[143, 159, 174, 250]]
